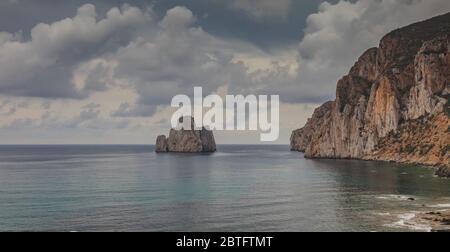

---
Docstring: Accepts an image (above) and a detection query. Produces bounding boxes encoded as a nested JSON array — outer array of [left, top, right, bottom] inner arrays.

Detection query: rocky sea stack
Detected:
[[155, 117, 216, 153], [291, 13, 450, 177]]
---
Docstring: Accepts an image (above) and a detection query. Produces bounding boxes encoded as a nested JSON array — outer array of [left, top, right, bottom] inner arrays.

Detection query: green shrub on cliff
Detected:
[[441, 145, 450, 157], [400, 145, 416, 154]]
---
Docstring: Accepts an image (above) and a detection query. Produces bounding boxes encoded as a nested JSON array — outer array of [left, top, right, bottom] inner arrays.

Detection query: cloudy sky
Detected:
[[0, 0, 449, 144]]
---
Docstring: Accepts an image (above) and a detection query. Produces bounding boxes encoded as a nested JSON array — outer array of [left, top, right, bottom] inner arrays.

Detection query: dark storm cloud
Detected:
[[108, 5, 256, 114], [0, 0, 325, 49], [0, 0, 316, 103], [151, 0, 322, 48], [1, 0, 449, 110], [0, 0, 331, 104]]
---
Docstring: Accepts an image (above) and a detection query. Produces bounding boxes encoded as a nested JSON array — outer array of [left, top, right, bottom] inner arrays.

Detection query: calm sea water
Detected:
[[0, 145, 449, 232]]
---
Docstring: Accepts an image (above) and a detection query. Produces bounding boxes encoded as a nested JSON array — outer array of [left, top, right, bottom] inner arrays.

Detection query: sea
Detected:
[[0, 145, 449, 232]]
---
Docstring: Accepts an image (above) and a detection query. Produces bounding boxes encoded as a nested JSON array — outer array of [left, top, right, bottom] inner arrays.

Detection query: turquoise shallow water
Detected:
[[0, 145, 449, 232]]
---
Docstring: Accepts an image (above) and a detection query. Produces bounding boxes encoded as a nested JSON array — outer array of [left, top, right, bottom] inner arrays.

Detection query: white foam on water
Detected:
[[384, 212, 432, 232], [427, 203, 450, 208], [376, 194, 414, 201]]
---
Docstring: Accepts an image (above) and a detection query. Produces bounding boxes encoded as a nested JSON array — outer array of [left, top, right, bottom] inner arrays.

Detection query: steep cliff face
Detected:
[[290, 101, 333, 152], [155, 117, 216, 153], [291, 13, 450, 176]]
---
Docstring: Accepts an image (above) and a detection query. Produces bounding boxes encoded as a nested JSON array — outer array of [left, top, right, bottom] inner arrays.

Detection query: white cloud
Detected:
[[160, 6, 196, 31], [292, 0, 450, 101], [108, 6, 267, 116], [0, 4, 151, 98]]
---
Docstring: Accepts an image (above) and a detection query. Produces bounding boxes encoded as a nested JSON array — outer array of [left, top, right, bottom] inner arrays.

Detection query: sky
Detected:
[[0, 0, 449, 144]]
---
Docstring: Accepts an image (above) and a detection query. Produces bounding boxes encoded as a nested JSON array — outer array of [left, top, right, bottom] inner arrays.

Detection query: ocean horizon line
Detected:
[[0, 143, 290, 146]]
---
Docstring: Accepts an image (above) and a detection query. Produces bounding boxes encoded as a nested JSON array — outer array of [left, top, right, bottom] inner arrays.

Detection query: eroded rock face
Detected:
[[290, 101, 333, 152], [155, 135, 168, 152], [406, 35, 450, 120], [291, 13, 450, 174], [155, 117, 216, 153]]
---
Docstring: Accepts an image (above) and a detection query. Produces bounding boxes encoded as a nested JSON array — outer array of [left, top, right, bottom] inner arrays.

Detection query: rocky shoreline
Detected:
[[390, 210, 450, 232], [417, 211, 450, 232], [436, 166, 450, 177]]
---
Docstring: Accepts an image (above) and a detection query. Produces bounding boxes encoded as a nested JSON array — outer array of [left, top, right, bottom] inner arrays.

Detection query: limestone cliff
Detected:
[[291, 13, 450, 176], [156, 117, 216, 153]]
